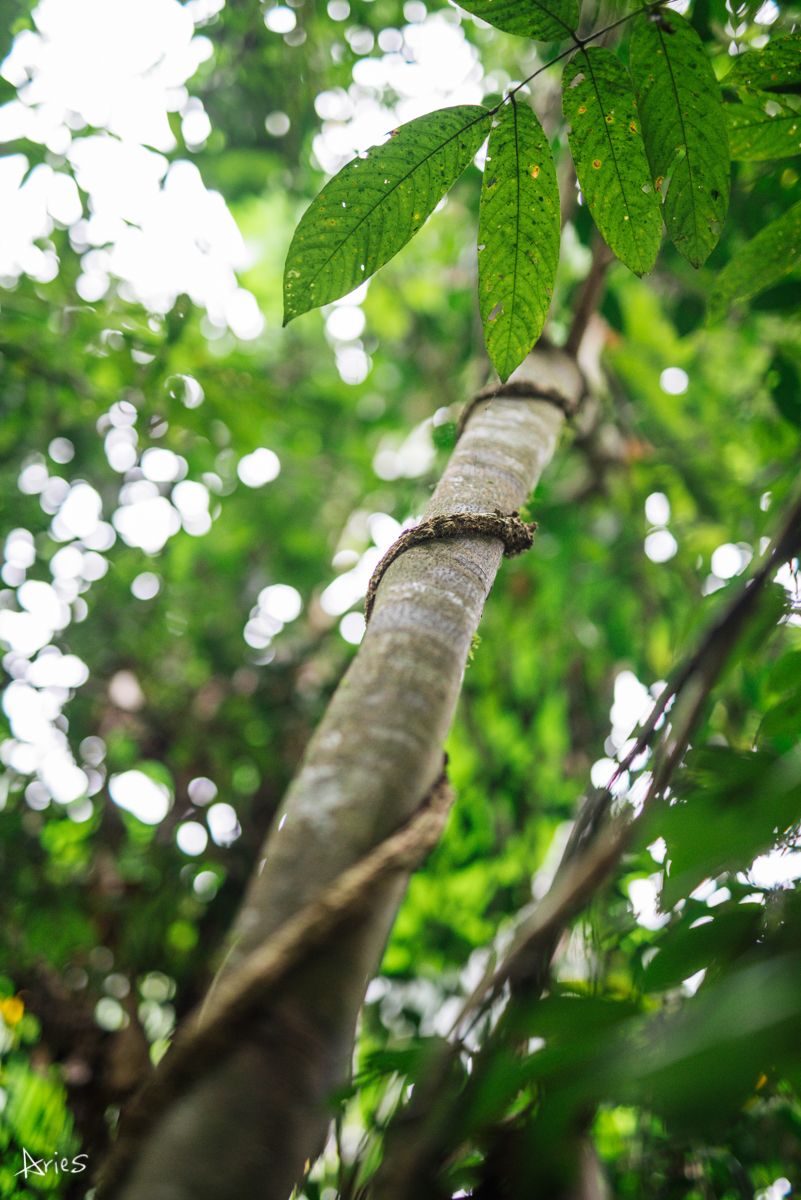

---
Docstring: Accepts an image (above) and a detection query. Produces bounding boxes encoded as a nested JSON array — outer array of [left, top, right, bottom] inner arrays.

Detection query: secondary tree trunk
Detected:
[[112, 347, 583, 1200]]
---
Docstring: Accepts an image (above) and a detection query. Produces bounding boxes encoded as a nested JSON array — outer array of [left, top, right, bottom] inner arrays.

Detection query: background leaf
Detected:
[[630, 9, 730, 268], [478, 102, 560, 382], [283, 106, 491, 323], [768, 349, 801, 427], [726, 95, 801, 160], [455, 0, 578, 41], [658, 746, 801, 908], [709, 198, 801, 321], [642, 904, 763, 993], [723, 34, 801, 92], [563, 48, 662, 277]]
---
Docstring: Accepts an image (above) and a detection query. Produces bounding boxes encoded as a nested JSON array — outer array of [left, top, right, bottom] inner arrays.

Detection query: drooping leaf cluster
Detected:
[[284, 5, 801, 381]]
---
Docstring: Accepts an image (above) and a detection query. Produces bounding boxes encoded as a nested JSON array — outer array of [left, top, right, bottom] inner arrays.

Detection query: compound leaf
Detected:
[[709, 198, 801, 322], [563, 48, 662, 276], [455, 0, 578, 41], [283, 106, 491, 324], [726, 95, 801, 160], [630, 9, 730, 268], [478, 101, 560, 382], [723, 33, 801, 92]]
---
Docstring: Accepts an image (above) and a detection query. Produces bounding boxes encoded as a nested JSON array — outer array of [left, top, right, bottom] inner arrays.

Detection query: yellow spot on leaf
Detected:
[[578, 106, 587, 114], [531, 164, 540, 178]]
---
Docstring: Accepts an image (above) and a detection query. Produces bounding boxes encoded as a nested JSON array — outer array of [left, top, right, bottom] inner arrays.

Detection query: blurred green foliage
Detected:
[[1, 0, 801, 1196]]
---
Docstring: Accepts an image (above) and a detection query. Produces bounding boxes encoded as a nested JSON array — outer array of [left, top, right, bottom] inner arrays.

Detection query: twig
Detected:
[[564, 235, 615, 358]]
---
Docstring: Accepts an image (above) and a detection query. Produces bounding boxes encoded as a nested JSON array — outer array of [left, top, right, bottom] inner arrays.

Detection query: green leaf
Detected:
[[454, 0, 577, 41], [768, 647, 801, 693], [283, 106, 492, 324], [658, 745, 801, 907], [760, 693, 801, 743], [630, 9, 730, 267], [768, 349, 801, 427], [478, 102, 560, 382], [563, 48, 662, 277], [642, 904, 762, 993], [726, 96, 801, 160], [723, 33, 801, 92], [708, 198, 801, 322]]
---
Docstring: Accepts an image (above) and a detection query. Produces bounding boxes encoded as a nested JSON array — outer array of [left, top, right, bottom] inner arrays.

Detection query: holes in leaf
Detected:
[[488, 302, 503, 322], [477, 244, 486, 251], [569, 73, 585, 88], [642, 183, 652, 193]]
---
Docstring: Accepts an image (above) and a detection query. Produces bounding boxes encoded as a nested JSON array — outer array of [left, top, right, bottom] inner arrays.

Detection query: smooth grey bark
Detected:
[[113, 349, 583, 1200]]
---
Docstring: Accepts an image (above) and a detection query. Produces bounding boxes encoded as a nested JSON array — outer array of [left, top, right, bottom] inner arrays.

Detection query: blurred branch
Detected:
[[564, 235, 615, 359], [492, 478, 801, 999]]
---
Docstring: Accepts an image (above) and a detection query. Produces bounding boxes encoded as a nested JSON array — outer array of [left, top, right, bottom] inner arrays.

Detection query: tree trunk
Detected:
[[112, 347, 583, 1200]]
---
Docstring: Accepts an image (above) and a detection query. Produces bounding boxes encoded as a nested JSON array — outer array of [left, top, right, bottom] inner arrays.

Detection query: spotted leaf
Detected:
[[726, 94, 801, 161], [723, 34, 801, 93], [283, 106, 492, 324], [630, 9, 730, 268], [478, 102, 560, 382], [456, 0, 578, 41], [563, 48, 662, 276]]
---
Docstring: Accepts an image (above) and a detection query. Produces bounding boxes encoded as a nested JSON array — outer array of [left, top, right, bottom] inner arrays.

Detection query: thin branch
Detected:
[[564, 234, 615, 357], [616, 481, 801, 785], [507, 8, 646, 104]]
